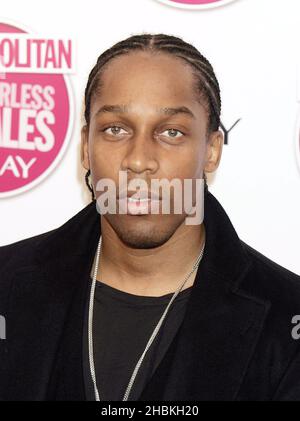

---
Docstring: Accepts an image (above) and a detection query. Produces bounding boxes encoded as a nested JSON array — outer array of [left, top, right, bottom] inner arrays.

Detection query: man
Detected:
[[1, 33, 300, 401]]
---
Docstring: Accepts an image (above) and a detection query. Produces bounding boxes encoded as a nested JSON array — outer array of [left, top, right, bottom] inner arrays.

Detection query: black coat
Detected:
[[1, 191, 300, 401]]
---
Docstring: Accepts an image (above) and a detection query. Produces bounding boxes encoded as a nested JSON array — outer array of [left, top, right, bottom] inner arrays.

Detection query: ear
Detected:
[[81, 125, 90, 171], [204, 129, 224, 174]]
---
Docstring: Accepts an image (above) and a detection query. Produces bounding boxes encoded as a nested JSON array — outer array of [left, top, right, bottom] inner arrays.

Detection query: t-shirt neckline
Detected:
[[91, 277, 193, 306]]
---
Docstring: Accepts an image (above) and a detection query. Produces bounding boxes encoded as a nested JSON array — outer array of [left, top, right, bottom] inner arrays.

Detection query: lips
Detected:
[[118, 197, 160, 215], [118, 189, 161, 201]]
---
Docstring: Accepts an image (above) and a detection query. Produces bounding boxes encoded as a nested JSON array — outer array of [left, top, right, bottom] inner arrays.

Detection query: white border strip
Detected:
[[295, 104, 300, 175]]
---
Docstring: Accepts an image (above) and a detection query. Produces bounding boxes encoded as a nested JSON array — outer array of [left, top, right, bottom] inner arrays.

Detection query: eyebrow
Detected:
[[95, 104, 195, 119], [95, 104, 128, 115]]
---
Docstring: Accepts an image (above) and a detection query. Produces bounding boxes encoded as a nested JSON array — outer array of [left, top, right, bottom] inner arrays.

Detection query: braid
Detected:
[[85, 169, 95, 201], [84, 33, 221, 133], [84, 33, 219, 197]]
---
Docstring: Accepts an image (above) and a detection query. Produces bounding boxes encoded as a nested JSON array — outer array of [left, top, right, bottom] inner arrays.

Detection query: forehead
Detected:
[[92, 51, 199, 107]]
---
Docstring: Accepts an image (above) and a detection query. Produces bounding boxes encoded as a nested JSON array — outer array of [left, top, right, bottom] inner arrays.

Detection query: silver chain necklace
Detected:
[[88, 235, 205, 401]]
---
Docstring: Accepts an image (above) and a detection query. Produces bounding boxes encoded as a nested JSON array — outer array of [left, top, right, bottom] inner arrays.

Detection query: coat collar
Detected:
[[5, 191, 270, 400]]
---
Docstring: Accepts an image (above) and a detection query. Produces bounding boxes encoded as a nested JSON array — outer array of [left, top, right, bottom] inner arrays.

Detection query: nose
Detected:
[[121, 130, 159, 175]]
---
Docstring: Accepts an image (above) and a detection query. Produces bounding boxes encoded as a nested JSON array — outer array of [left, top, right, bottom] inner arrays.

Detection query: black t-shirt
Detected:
[[82, 276, 193, 401]]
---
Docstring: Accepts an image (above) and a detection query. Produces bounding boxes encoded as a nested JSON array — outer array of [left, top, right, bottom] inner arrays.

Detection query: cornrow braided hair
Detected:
[[84, 33, 220, 200], [85, 169, 95, 201]]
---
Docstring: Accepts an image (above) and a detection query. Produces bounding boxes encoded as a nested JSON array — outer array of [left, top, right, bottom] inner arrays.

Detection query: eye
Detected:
[[103, 126, 127, 136], [160, 128, 184, 139]]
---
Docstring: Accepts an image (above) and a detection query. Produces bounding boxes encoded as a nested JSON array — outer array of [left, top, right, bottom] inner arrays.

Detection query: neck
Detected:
[[92, 217, 206, 297]]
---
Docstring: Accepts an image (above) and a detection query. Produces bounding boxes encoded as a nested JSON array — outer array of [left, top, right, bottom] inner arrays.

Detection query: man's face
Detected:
[[82, 51, 223, 248]]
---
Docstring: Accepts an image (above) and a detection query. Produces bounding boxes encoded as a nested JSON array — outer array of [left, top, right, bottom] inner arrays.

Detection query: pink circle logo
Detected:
[[0, 20, 74, 197], [154, 0, 238, 9]]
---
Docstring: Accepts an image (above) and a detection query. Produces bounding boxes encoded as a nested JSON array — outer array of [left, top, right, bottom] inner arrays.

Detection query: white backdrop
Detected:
[[0, 0, 300, 275]]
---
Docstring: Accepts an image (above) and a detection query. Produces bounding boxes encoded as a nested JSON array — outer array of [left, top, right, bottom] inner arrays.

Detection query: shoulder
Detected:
[[0, 201, 96, 290], [238, 240, 300, 347], [239, 240, 300, 322], [240, 240, 300, 302], [238, 241, 300, 399], [0, 228, 57, 272]]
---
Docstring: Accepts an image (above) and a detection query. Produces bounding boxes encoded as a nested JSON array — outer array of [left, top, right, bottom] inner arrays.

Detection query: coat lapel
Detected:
[[138, 258, 270, 400], [139, 193, 271, 400], [4, 203, 100, 401], [4, 192, 271, 400]]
